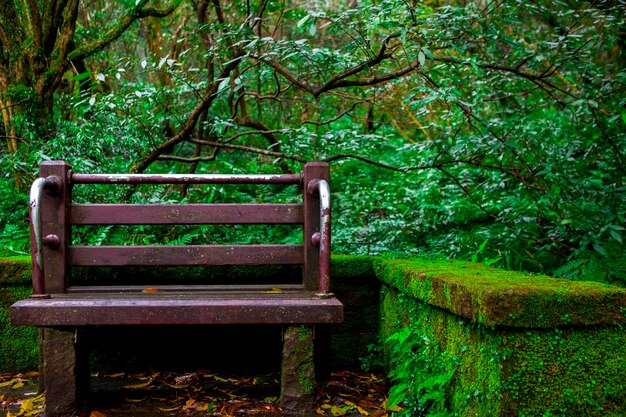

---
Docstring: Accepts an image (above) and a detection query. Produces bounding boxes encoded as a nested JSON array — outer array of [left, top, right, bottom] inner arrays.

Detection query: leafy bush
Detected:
[[386, 326, 457, 417]]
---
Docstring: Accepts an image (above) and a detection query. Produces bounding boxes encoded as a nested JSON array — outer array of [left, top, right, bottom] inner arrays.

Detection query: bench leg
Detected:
[[280, 325, 315, 413], [42, 328, 88, 417]]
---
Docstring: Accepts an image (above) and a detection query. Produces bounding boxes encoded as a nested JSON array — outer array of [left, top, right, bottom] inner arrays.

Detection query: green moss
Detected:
[[381, 285, 626, 417], [375, 258, 626, 328], [501, 326, 626, 416], [296, 326, 314, 392], [0, 256, 32, 285], [0, 284, 38, 372]]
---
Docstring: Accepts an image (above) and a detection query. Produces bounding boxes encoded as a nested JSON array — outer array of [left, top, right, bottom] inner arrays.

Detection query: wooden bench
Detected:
[[11, 160, 343, 417]]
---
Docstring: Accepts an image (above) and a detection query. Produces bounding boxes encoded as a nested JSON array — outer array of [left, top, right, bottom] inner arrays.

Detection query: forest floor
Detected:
[[0, 370, 394, 417]]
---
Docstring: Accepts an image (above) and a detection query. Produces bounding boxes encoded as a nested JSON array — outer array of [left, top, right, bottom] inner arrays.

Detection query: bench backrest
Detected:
[[29, 161, 331, 296]]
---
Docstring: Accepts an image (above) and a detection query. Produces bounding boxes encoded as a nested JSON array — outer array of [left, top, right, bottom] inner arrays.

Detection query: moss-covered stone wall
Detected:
[[0, 257, 38, 372], [378, 258, 626, 417]]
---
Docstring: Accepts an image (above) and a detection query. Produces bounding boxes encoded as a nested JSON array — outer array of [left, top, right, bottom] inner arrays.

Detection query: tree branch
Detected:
[[131, 52, 245, 173], [158, 154, 217, 163], [302, 101, 361, 126], [46, 0, 80, 92], [68, 0, 178, 61], [251, 34, 420, 97], [189, 138, 308, 163]]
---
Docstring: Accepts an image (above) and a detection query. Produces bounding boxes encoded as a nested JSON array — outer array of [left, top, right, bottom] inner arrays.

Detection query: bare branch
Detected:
[[433, 55, 577, 101], [223, 128, 287, 144], [302, 101, 361, 126], [158, 154, 217, 163], [190, 138, 308, 163]]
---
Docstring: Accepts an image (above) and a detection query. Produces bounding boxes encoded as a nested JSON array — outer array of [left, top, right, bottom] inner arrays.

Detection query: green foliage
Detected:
[[554, 245, 626, 287], [386, 326, 457, 417], [1, 0, 625, 284]]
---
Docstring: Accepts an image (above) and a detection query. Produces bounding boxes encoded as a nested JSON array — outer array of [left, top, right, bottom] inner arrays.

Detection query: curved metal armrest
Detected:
[[308, 179, 331, 296], [29, 176, 62, 295]]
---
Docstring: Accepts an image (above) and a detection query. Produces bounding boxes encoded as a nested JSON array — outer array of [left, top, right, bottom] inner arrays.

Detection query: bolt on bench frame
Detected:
[[11, 160, 343, 416]]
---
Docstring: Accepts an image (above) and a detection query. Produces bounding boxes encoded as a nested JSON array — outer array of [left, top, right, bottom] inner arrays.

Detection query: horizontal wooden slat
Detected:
[[69, 245, 303, 266], [66, 284, 305, 293], [11, 293, 344, 325], [70, 204, 304, 225]]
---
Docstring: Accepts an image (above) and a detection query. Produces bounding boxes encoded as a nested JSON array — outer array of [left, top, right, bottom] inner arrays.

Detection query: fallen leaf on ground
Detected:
[[11, 381, 25, 389], [158, 405, 181, 412], [122, 378, 153, 389], [330, 405, 348, 416], [0, 379, 17, 387], [124, 398, 145, 403]]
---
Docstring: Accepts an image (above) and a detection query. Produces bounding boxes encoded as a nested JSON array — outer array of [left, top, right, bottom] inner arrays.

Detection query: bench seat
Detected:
[[11, 291, 343, 326]]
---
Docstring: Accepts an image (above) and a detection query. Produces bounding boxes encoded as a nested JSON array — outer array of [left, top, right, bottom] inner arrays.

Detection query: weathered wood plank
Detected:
[[69, 245, 304, 266], [65, 284, 305, 293], [39, 161, 71, 294], [70, 204, 304, 225], [11, 294, 344, 325]]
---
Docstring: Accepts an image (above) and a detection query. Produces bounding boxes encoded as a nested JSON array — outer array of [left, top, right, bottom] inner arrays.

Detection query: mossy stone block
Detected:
[[0, 256, 31, 285], [381, 285, 626, 417], [375, 258, 626, 328], [0, 284, 38, 372]]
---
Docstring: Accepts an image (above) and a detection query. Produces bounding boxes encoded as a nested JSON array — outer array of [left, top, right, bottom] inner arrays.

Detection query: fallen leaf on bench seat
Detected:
[[141, 288, 162, 293], [260, 288, 283, 293], [89, 411, 107, 417]]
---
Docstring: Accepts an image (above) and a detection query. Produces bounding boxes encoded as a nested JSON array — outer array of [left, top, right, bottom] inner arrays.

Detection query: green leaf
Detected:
[[610, 230, 622, 244], [72, 72, 92, 81], [418, 51, 426, 67], [592, 243, 608, 256], [297, 15, 310, 27]]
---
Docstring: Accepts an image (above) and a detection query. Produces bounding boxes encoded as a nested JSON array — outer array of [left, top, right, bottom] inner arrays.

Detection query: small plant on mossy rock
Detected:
[[386, 326, 457, 417]]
